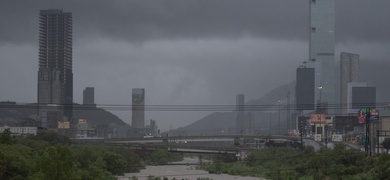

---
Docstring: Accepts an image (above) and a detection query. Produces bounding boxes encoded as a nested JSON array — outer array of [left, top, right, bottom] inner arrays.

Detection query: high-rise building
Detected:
[[340, 52, 360, 115], [148, 119, 158, 137], [83, 87, 95, 106], [296, 66, 315, 111], [309, 0, 336, 114], [132, 88, 145, 128], [348, 82, 376, 114], [37, 9, 73, 129]]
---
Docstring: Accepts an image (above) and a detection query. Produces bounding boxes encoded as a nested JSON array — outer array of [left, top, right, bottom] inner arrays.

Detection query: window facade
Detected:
[[309, 0, 335, 113]]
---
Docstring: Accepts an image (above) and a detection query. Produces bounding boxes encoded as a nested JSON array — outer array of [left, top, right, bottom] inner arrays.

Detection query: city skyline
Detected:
[[1, 1, 390, 131]]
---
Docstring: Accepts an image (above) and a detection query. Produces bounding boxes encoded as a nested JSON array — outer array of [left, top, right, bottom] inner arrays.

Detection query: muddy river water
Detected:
[[117, 157, 265, 180]]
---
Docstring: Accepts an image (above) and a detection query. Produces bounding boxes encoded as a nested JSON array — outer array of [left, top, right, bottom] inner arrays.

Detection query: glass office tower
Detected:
[[309, 0, 335, 113], [340, 52, 360, 115]]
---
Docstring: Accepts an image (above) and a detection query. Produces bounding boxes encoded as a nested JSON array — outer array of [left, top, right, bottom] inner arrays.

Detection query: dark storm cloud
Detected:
[[1, 0, 389, 44], [335, 1, 390, 44], [75, 0, 309, 42], [1, 0, 389, 131]]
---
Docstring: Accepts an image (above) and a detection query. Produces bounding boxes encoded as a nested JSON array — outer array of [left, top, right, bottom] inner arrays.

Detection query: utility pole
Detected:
[[364, 109, 370, 155], [370, 117, 376, 156], [300, 119, 304, 150], [287, 91, 290, 133], [278, 99, 281, 135], [325, 125, 328, 148], [364, 108, 379, 156], [317, 85, 323, 142], [269, 112, 272, 135]]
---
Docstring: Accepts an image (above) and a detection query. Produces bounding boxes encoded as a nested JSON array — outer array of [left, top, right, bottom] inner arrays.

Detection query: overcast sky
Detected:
[[1, 0, 389, 131]]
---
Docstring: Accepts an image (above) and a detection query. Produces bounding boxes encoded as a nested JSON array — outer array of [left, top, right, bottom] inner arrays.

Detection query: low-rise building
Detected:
[[0, 126, 38, 135]]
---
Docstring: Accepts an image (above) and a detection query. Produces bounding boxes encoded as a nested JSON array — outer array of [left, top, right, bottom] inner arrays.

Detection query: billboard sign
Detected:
[[358, 109, 365, 123], [310, 114, 326, 124], [289, 129, 300, 136], [332, 134, 343, 142], [58, 121, 70, 129], [369, 109, 379, 121], [379, 137, 385, 144], [79, 118, 87, 123], [87, 130, 96, 136], [358, 108, 379, 123], [314, 134, 322, 141]]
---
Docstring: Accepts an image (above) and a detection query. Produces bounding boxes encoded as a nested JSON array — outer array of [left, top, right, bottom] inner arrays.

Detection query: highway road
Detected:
[[303, 139, 322, 151]]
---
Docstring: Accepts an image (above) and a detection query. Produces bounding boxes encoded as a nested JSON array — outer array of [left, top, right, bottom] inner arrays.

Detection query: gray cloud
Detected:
[[1, 0, 389, 131], [1, 0, 389, 45]]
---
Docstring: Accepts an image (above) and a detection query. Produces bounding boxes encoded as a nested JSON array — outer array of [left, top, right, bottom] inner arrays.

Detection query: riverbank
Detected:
[[118, 157, 265, 180]]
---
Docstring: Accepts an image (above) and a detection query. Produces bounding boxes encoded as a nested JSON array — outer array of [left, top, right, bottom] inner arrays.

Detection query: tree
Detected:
[[75, 145, 99, 169], [151, 149, 171, 165], [107, 146, 144, 172], [28, 130, 70, 145], [35, 145, 77, 180], [382, 138, 390, 153], [78, 157, 116, 180], [101, 151, 127, 175], [0, 144, 36, 179], [0, 128, 16, 144]]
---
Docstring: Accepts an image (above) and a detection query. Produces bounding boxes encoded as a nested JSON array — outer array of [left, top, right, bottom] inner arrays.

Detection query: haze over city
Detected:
[[1, 0, 389, 131]]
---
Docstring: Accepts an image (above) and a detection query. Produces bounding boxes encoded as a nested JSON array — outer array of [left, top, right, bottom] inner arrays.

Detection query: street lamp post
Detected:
[[286, 91, 290, 133], [344, 125, 350, 142], [269, 112, 272, 135], [317, 85, 323, 141], [318, 85, 323, 103]]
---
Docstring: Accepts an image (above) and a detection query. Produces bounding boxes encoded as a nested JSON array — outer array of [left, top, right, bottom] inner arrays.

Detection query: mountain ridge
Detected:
[[171, 60, 390, 135]]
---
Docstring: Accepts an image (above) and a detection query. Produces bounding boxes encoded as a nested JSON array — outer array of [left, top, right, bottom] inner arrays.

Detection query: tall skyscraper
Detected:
[[37, 9, 73, 129], [83, 87, 95, 106], [296, 66, 315, 111], [132, 88, 145, 128], [340, 52, 360, 115], [309, 0, 336, 113]]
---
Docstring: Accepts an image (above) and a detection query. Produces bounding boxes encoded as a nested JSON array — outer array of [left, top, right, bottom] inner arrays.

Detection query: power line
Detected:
[[1, 102, 389, 112]]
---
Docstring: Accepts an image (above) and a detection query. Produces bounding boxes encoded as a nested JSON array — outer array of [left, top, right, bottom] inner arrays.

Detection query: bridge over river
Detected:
[[73, 135, 309, 154]]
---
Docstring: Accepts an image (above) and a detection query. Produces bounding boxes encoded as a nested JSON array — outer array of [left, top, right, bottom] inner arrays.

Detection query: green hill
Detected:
[[0, 102, 127, 127]]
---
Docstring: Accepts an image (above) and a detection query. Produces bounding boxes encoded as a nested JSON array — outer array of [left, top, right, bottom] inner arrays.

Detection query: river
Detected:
[[117, 157, 265, 180]]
